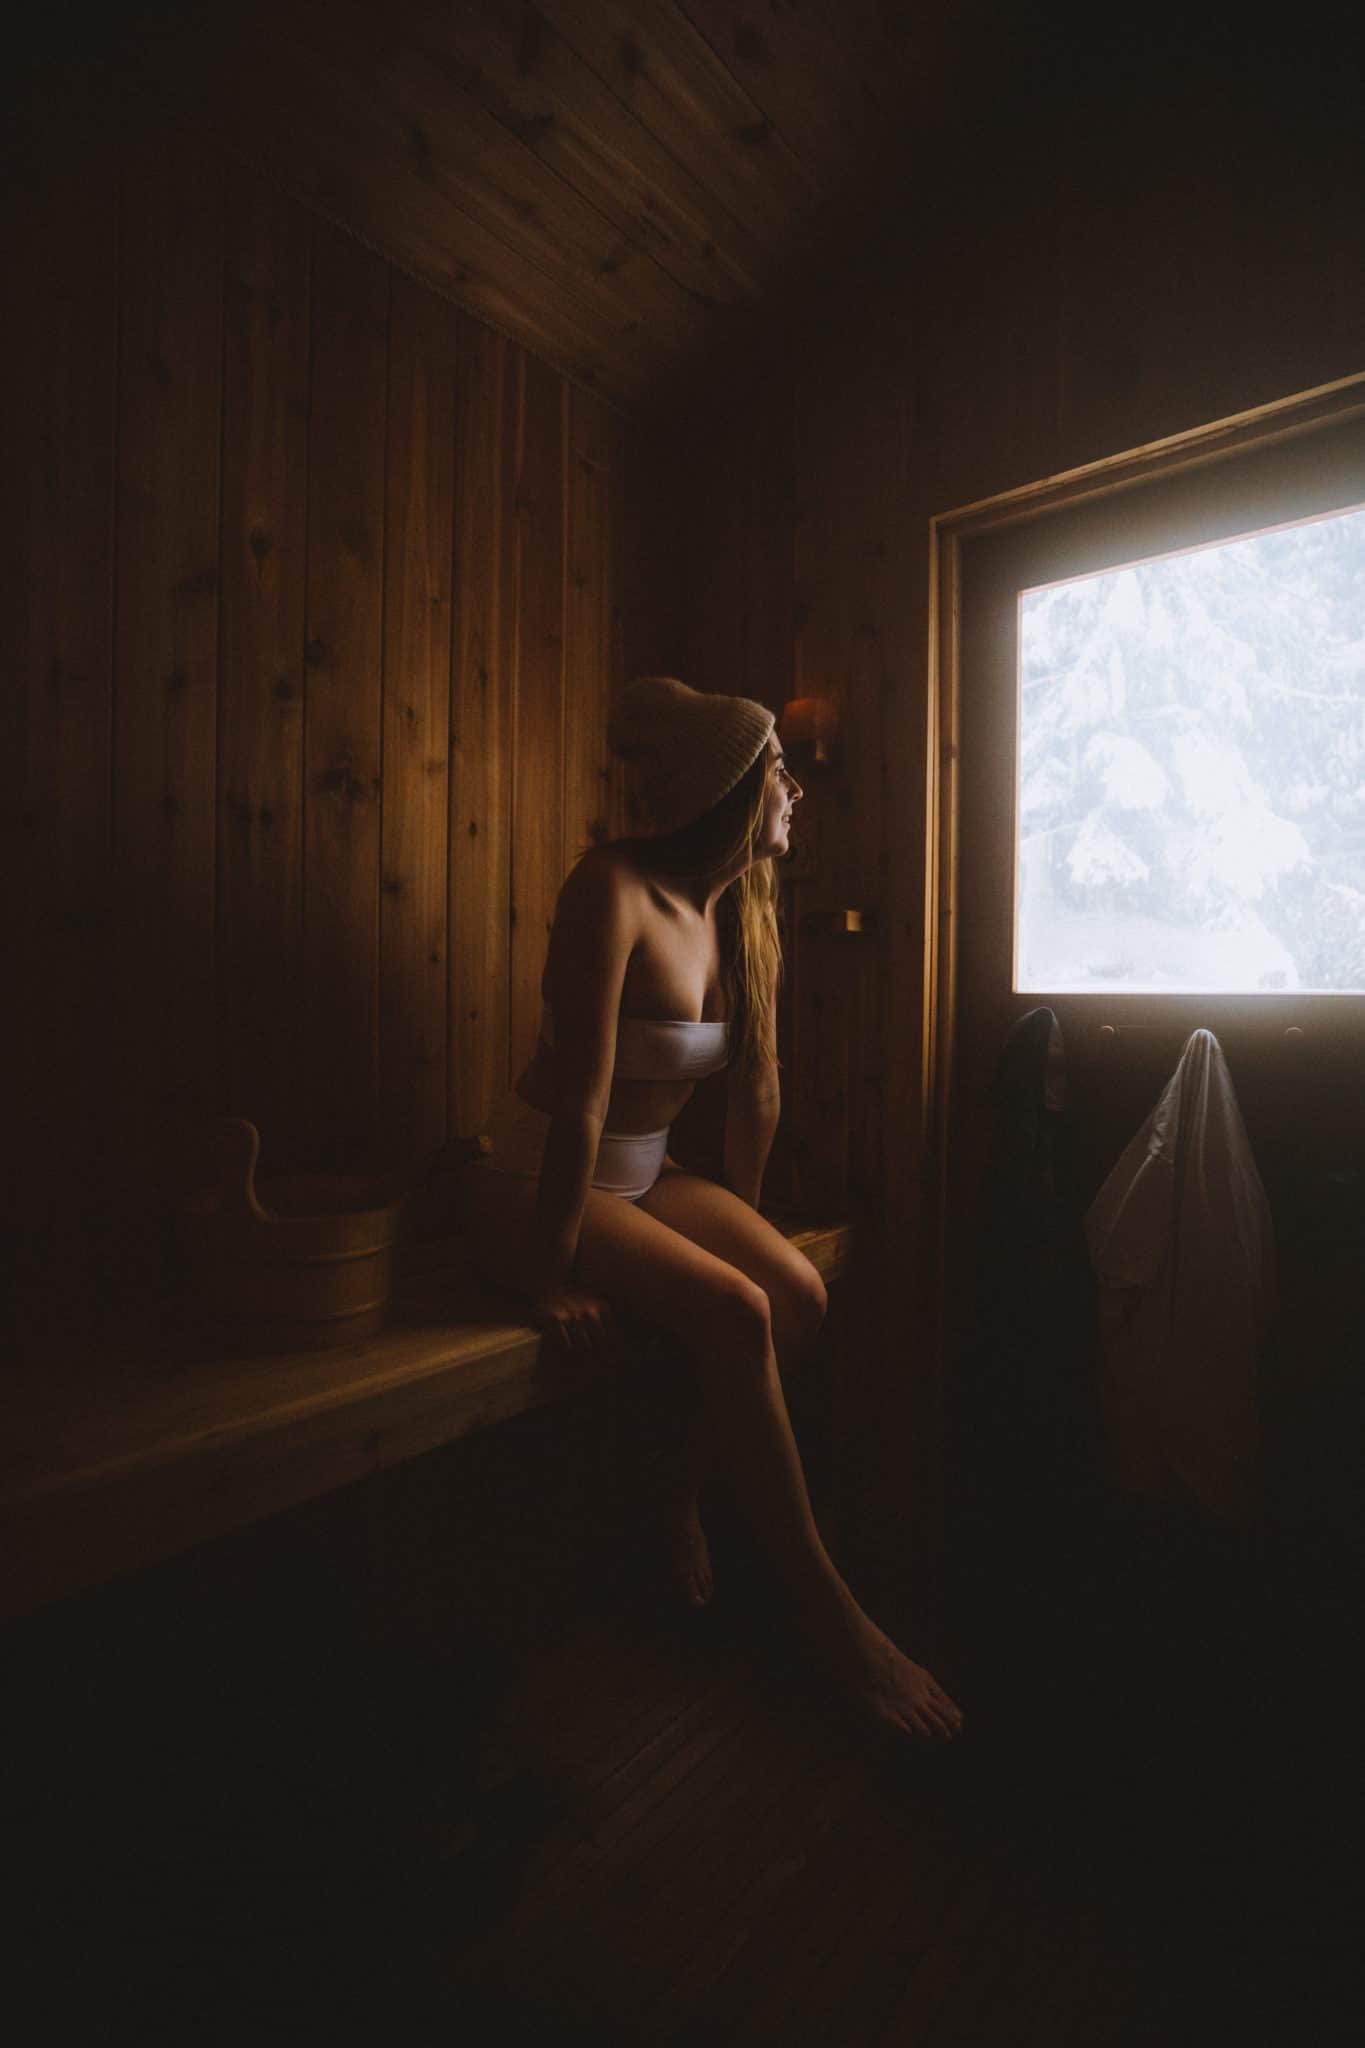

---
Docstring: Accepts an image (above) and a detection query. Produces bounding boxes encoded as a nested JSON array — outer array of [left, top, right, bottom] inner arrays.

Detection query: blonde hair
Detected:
[[572, 748, 783, 1079]]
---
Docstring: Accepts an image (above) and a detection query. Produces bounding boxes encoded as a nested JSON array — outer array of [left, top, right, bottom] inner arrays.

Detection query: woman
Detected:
[[458, 677, 963, 1746]]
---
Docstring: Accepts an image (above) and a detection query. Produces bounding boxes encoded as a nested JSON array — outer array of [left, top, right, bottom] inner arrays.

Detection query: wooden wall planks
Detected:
[[563, 389, 623, 867], [7, 91, 626, 1348], [449, 321, 519, 1141], [379, 277, 457, 1167], [509, 354, 568, 1082], [112, 128, 226, 1293], [301, 223, 390, 1167], [217, 176, 311, 1160], [4, 72, 120, 1342]]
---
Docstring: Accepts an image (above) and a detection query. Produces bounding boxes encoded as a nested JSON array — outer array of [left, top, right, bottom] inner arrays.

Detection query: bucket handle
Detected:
[[203, 1117, 271, 1225]]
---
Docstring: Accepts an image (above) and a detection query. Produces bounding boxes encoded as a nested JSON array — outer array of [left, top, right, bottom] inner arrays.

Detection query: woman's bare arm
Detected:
[[528, 855, 637, 1291]]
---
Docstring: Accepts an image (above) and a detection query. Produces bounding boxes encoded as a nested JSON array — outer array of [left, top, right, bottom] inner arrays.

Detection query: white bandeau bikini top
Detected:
[[540, 1001, 730, 1081]]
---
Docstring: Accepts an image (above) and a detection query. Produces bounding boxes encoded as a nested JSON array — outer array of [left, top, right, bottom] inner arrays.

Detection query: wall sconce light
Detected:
[[780, 695, 840, 768]]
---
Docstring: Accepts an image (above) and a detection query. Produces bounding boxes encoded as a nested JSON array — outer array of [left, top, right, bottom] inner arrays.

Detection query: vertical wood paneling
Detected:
[[302, 224, 389, 1166], [17, 100, 628, 1337], [790, 378, 853, 1209], [830, 337, 910, 1224], [745, 382, 796, 711], [509, 354, 567, 1080], [620, 413, 693, 686], [605, 408, 630, 842], [4, 79, 118, 1343], [217, 173, 311, 1158], [563, 388, 617, 866], [450, 319, 518, 1140], [379, 277, 457, 1171], [113, 128, 224, 1251]]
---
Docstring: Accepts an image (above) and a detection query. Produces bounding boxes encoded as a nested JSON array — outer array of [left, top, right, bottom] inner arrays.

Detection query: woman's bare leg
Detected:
[[653, 1275, 815, 1611], [634, 1166, 828, 1612], [679, 1292, 961, 1742], [458, 1167, 961, 1743], [653, 1416, 714, 1608]]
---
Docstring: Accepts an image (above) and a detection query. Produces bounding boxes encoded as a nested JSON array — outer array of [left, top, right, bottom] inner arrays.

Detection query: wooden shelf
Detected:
[[0, 1219, 853, 1626]]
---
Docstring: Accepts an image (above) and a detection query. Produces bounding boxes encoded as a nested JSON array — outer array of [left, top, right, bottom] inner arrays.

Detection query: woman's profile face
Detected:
[[755, 733, 803, 861]]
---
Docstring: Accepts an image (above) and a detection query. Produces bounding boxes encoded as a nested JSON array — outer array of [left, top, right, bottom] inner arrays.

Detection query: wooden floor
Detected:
[[7, 1441, 1360, 2045], [443, 1574, 1140, 2046]]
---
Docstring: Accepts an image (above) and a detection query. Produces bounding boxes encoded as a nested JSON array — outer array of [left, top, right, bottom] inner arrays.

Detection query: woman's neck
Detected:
[[634, 848, 751, 918]]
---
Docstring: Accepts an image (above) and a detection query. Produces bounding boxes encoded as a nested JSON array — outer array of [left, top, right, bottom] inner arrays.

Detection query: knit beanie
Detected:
[[608, 676, 775, 835]]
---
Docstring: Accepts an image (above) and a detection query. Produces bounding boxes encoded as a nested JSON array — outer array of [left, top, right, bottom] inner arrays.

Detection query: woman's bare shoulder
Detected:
[[562, 841, 649, 904], [551, 846, 649, 949]]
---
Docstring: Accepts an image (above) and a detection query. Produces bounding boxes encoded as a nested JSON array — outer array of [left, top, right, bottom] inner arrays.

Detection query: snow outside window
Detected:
[[1016, 502, 1365, 993]]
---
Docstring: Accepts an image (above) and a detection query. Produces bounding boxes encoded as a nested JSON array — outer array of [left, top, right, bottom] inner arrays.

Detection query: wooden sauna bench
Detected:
[[1, 1218, 852, 1627]]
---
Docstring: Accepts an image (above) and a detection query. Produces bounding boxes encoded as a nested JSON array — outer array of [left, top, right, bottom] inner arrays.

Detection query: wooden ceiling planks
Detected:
[[535, 0, 820, 265], [122, 0, 933, 413], [285, 2, 712, 376], [410, 0, 767, 306], [675, 0, 898, 194], [161, 6, 661, 407]]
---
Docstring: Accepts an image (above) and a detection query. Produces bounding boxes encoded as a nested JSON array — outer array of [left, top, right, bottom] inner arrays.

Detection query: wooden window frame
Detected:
[[924, 368, 1365, 1340]]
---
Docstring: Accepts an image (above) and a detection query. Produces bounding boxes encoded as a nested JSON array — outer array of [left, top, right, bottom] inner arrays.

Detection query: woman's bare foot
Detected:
[[803, 1598, 964, 1745], [655, 1493, 714, 1609]]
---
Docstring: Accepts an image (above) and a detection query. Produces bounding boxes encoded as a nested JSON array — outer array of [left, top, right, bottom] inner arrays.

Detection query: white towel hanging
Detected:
[[1084, 1028, 1277, 1525]]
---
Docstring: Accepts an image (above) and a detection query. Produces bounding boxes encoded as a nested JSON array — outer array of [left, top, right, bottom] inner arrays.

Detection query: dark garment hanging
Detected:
[[946, 1008, 1110, 1710], [957, 1006, 1105, 1533]]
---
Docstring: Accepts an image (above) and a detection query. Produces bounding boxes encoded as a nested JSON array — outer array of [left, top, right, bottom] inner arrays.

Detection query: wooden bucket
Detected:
[[182, 1119, 407, 1352]]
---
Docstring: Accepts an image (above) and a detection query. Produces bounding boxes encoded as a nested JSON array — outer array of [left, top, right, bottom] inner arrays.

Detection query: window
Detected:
[[951, 400, 1365, 1035], [1016, 501, 1365, 994]]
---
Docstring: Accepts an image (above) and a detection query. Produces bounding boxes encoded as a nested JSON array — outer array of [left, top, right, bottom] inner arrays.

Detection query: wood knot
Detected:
[[248, 528, 272, 565], [320, 767, 369, 803], [172, 565, 217, 599]]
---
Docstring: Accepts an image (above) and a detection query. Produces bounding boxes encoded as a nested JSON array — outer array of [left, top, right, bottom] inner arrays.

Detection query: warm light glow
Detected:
[[781, 696, 839, 744]]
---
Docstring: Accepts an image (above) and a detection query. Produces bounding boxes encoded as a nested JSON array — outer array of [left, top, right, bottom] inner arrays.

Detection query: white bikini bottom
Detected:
[[481, 1090, 670, 1203]]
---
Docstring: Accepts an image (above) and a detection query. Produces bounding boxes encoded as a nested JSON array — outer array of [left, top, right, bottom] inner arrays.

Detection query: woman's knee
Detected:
[[694, 1271, 772, 1364], [768, 1261, 826, 1369], [790, 1262, 828, 1347]]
